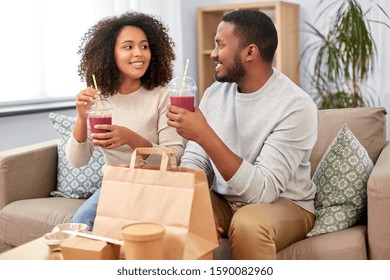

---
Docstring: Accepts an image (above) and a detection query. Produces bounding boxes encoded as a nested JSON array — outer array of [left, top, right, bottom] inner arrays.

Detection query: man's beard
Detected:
[[215, 51, 245, 83]]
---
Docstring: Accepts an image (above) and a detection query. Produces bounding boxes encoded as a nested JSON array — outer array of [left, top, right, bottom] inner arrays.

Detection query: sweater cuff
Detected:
[[227, 159, 255, 199], [65, 134, 93, 168]]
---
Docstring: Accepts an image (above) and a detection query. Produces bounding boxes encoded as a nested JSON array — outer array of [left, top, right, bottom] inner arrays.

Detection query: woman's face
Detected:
[[114, 26, 151, 84]]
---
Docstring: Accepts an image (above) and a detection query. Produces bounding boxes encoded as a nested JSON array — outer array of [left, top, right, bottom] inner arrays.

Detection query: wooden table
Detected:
[[0, 238, 63, 260], [0, 237, 213, 260]]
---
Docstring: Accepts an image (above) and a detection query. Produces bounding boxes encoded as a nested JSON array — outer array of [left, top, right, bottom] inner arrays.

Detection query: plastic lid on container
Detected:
[[87, 98, 113, 115], [121, 223, 165, 242], [168, 76, 197, 96]]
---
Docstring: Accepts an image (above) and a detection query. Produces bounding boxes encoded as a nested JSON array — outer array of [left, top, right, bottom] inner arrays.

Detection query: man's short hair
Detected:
[[222, 10, 278, 63]]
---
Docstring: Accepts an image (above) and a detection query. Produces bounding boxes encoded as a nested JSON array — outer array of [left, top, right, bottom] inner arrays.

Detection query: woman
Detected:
[[66, 12, 184, 229]]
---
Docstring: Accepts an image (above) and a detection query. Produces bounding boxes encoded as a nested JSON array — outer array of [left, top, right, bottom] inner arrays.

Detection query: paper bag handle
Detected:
[[129, 147, 177, 171]]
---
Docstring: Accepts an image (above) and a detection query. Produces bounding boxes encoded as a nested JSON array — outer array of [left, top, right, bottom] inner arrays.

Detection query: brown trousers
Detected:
[[210, 191, 315, 259]]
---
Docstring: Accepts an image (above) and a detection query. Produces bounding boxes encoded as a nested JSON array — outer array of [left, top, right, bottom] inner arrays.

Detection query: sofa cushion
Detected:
[[214, 225, 367, 260], [367, 141, 390, 260], [277, 225, 367, 260], [310, 107, 387, 176], [307, 125, 373, 237], [0, 197, 85, 247], [49, 113, 104, 199]]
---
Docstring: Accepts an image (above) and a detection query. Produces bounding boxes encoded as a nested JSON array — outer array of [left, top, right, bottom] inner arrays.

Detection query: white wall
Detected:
[[180, 0, 390, 137], [1, 0, 389, 152], [180, 0, 318, 89], [0, 109, 76, 152]]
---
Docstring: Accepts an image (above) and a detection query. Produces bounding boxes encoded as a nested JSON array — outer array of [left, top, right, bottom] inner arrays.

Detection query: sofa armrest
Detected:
[[0, 140, 58, 210], [367, 140, 390, 260]]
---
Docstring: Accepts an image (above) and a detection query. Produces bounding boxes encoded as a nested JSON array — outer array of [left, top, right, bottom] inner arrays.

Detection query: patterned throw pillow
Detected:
[[306, 124, 374, 237], [49, 112, 105, 199]]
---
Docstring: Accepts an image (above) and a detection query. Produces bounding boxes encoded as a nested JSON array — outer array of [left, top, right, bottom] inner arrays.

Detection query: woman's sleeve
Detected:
[[66, 133, 94, 168]]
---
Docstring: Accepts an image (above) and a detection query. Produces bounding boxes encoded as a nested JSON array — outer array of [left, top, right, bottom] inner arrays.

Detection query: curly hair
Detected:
[[78, 12, 176, 96]]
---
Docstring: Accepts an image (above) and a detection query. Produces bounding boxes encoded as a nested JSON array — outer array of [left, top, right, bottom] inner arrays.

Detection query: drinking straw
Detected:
[[92, 74, 103, 115], [92, 74, 99, 95], [179, 59, 190, 96]]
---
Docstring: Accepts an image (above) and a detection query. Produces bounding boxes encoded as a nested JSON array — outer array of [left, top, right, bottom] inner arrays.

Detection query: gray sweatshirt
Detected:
[[181, 69, 317, 214]]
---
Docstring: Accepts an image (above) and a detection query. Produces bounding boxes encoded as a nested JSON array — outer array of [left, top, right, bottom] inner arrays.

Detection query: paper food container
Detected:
[[60, 236, 121, 260]]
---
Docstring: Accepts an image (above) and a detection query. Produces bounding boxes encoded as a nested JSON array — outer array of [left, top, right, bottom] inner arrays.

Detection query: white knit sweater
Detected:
[[66, 86, 184, 167]]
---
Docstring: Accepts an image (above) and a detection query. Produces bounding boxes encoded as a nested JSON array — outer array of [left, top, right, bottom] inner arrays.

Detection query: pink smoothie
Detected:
[[89, 115, 112, 134], [170, 96, 195, 112]]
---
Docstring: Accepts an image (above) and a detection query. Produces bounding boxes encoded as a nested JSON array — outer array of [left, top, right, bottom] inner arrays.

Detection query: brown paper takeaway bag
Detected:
[[93, 147, 218, 259]]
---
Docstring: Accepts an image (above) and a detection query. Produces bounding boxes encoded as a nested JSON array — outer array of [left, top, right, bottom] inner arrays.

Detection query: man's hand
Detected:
[[166, 105, 210, 144], [214, 212, 224, 244], [167, 104, 243, 182]]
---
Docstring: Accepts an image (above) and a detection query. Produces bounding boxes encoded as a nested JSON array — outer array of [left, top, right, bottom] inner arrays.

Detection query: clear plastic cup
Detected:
[[87, 98, 112, 146], [168, 76, 197, 112], [87, 98, 112, 134]]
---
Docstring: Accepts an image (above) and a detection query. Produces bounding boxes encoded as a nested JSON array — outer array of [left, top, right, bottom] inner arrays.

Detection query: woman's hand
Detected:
[[91, 124, 130, 149], [75, 87, 99, 120], [72, 87, 100, 143], [92, 123, 153, 154]]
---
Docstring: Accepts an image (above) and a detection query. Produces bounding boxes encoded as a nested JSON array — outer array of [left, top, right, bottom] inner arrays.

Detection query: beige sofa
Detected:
[[1, 107, 390, 259]]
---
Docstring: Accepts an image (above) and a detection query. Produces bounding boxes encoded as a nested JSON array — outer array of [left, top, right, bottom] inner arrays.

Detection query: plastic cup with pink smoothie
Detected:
[[168, 76, 197, 112], [87, 98, 113, 145]]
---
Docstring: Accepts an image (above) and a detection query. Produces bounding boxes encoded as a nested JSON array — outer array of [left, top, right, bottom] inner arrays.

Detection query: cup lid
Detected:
[[168, 76, 197, 96], [87, 98, 112, 115], [121, 223, 165, 242]]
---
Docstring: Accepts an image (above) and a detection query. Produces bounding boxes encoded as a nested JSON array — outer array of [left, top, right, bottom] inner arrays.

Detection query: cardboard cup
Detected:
[[121, 223, 165, 260]]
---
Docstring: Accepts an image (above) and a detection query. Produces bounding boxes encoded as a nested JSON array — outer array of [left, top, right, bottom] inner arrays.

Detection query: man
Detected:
[[167, 10, 317, 259]]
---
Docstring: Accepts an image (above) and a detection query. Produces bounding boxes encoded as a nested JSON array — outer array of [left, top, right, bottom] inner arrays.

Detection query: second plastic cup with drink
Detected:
[[87, 98, 113, 145], [168, 76, 197, 112]]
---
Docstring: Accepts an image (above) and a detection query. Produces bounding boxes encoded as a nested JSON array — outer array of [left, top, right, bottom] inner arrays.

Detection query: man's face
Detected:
[[211, 21, 245, 83]]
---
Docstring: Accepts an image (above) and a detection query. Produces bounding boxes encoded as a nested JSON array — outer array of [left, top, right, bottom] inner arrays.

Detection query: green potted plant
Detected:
[[302, 0, 389, 109]]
